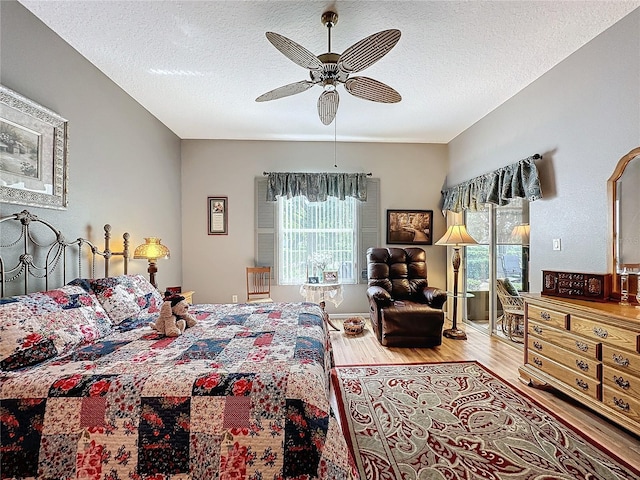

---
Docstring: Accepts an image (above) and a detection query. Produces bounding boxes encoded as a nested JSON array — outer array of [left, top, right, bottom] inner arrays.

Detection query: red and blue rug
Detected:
[[332, 361, 639, 479]]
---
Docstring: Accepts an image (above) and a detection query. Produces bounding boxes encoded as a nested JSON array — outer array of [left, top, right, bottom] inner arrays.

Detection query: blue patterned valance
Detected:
[[441, 155, 543, 213], [266, 172, 368, 202]]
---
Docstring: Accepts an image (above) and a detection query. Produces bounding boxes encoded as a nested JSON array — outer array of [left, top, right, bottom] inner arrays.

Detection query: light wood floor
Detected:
[[329, 317, 640, 468]]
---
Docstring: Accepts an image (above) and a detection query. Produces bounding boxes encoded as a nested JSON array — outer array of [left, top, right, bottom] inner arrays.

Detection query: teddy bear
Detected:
[[150, 294, 197, 337]]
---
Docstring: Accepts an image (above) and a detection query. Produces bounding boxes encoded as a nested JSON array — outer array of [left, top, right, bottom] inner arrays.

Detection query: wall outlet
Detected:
[[232, 295, 238, 303], [552, 238, 561, 251]]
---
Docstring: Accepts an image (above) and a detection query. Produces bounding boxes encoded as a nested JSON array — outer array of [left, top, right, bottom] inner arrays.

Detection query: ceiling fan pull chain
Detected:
[[334, 116, 338, 168]]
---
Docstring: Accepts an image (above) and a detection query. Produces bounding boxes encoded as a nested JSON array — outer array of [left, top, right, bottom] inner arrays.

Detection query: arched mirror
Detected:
[[609, 146, 640, 299]]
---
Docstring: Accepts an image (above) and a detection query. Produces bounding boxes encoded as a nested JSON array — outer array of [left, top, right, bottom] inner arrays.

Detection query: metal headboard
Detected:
[[0, 210, 130, 297]]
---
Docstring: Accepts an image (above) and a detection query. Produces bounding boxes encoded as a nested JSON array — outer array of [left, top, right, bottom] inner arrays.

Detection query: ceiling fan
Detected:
[[255, 11, 402, 125]]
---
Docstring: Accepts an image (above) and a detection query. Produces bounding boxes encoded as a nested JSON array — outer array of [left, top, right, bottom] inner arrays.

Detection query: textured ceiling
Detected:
[[18, 1, 640, 143]]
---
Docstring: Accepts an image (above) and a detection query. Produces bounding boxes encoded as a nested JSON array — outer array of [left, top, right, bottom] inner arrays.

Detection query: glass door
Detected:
[[465, 208, 491, 332], [464, 198, 529, 340]]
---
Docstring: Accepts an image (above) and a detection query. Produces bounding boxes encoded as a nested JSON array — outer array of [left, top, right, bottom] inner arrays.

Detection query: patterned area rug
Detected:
[[332, 361, 640, 479]]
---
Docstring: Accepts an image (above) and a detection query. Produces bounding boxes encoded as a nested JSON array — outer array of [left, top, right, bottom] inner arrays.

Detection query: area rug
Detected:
[[332, 361, 640, 479]]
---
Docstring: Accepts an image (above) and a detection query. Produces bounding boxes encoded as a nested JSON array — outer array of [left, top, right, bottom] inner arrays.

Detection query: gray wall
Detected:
[[181, 140, 448, 312], [0, 1, 183, 291], [448, 9, 640, 293]]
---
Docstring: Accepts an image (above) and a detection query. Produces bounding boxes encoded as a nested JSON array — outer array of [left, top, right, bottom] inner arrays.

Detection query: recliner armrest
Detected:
[[421, 287, 447, 309], [367, 286, 393, 305]]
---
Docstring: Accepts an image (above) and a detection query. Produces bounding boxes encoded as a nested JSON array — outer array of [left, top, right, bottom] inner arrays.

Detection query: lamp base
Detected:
[[443, 327, 467, 340]]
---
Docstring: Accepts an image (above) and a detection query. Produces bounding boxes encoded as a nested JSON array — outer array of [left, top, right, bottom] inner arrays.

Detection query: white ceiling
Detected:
[[18, 1, 640, 143]]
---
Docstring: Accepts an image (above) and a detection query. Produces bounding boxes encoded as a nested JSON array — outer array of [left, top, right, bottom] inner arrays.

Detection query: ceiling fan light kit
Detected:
[[256, 10, 402, 125]]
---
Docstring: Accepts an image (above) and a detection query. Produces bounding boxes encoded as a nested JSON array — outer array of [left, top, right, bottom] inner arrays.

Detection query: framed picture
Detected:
[[0, 85, 68, 209], [207, 196, 228, 235], [308, 276, 319, 284], [387, 209, 433, 245], [323, 271, 338, 283]]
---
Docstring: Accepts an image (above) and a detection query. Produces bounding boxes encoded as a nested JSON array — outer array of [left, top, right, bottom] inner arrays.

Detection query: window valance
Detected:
[[265, 172, 368, 202], [441, 155, 542, 213]]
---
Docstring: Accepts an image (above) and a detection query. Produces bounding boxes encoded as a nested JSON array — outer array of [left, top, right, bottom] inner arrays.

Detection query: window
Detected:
[[278, 195, 357, 284], [255, 177, 379, 285]]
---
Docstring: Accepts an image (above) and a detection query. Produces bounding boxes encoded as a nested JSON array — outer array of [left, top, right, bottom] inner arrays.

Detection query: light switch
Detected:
[[552, 238, 561, 251]]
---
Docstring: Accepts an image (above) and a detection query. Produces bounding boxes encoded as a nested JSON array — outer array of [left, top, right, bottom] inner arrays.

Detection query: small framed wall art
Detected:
[[387, 209, 433, 245], [208, 196, 228, 235]]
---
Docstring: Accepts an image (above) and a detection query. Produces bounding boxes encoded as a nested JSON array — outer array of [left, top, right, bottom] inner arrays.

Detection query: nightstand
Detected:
[[181, 291, 195, 304]]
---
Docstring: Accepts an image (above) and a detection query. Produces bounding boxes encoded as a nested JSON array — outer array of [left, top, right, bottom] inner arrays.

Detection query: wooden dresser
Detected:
[[519, 293, 640, 436]]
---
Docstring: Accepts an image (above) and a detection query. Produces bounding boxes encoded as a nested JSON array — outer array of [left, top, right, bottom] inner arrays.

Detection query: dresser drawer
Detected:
[[570, 316, 640, 352], [527, 337, 600, 380], [602, 385, 640, 424], [601, 345, 640, 377], [527, 305, 568, 330], [603, 365, 640, 399], [528, 321, 600, 360], [527, 353, 601, 400]]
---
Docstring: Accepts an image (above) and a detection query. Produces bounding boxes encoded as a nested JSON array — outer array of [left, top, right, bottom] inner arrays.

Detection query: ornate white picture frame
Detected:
[[0, 85, 68, 209]]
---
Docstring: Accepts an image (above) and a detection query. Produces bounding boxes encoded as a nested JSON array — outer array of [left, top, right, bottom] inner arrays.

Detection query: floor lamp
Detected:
[[436, 225, 478, 340]]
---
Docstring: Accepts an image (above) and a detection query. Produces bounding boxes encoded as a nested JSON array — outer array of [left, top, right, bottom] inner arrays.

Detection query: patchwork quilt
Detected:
[[0, 302, 358, 480]]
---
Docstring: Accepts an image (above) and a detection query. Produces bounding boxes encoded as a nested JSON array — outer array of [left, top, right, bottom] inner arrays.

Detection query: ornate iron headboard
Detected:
[[0, 210, 130, 297]]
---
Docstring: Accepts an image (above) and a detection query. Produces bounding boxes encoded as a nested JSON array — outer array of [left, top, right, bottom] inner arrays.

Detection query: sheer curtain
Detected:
[[266, 172, 368, 202]]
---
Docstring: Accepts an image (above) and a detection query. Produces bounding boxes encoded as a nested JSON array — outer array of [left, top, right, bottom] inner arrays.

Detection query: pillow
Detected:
[[0, 285, 112, 371], [0, 299, 57, 371], [73, 274, 163, 325]]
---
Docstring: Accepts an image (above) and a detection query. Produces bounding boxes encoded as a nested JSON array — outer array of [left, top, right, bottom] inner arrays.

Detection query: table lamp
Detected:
[[436, 224, 478, 340], [133, 237, 170, 288]]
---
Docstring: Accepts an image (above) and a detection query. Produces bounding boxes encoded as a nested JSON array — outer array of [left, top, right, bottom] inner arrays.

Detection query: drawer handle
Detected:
[[575, 379, 589, 390], [540, 311, 551, 321], [613, 353, 630, 367], [533, 341, 543, 350], [533, 357, 542, 367], [613, 397, 630, 412], [575, 341, 588, 352], [533, 325, 543, 334], [614, 375, 630, 390], [575, 360, 589, 372], [592, 327, 608, 339]]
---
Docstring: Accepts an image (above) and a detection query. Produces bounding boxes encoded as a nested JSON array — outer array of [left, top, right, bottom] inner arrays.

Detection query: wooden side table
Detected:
[[181, 291, 195, 304]]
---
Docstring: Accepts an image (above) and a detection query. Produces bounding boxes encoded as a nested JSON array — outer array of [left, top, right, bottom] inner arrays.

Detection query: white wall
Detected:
[[448, 9, 640, 293], [0, 1, 183, 292], [181, 140, 448, 313]]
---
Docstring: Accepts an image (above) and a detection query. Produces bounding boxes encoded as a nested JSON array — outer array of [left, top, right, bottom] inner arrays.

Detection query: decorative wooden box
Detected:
[[542, 270, 611, 302]]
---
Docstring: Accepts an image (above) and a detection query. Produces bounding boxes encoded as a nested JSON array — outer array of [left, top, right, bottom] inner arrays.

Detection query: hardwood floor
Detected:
[[329, 317, 640, 469]]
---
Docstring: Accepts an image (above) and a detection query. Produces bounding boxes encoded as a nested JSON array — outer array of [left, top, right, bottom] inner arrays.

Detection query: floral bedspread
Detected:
[[0, 302, 358, 480]]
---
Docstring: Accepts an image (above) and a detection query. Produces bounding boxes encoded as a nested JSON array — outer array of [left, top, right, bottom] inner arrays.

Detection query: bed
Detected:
[[0, 210, 358, 480]]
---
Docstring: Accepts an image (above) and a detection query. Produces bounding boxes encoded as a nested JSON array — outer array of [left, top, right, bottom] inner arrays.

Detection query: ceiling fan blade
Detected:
[[318, 90, 339, 125], [345, 77, 401, 103], [265, 32, 324, 71], [255, 81, 315, 102], [338, 29, 401, 74]]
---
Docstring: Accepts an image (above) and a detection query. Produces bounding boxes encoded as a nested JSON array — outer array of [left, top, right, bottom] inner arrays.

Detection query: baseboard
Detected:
[[330, 313, 369, 320]]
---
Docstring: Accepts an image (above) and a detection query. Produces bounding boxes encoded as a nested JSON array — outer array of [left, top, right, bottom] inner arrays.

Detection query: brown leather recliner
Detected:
[[366, 247, 446, 347]]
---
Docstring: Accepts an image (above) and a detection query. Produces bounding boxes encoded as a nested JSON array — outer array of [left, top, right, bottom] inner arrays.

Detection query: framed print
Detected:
[[323, 270, 338, 283], [207, 196, 228, 235], [307, 276, 319, 284], [0, 85, 68, 209], [387, 209, 433, 245]]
